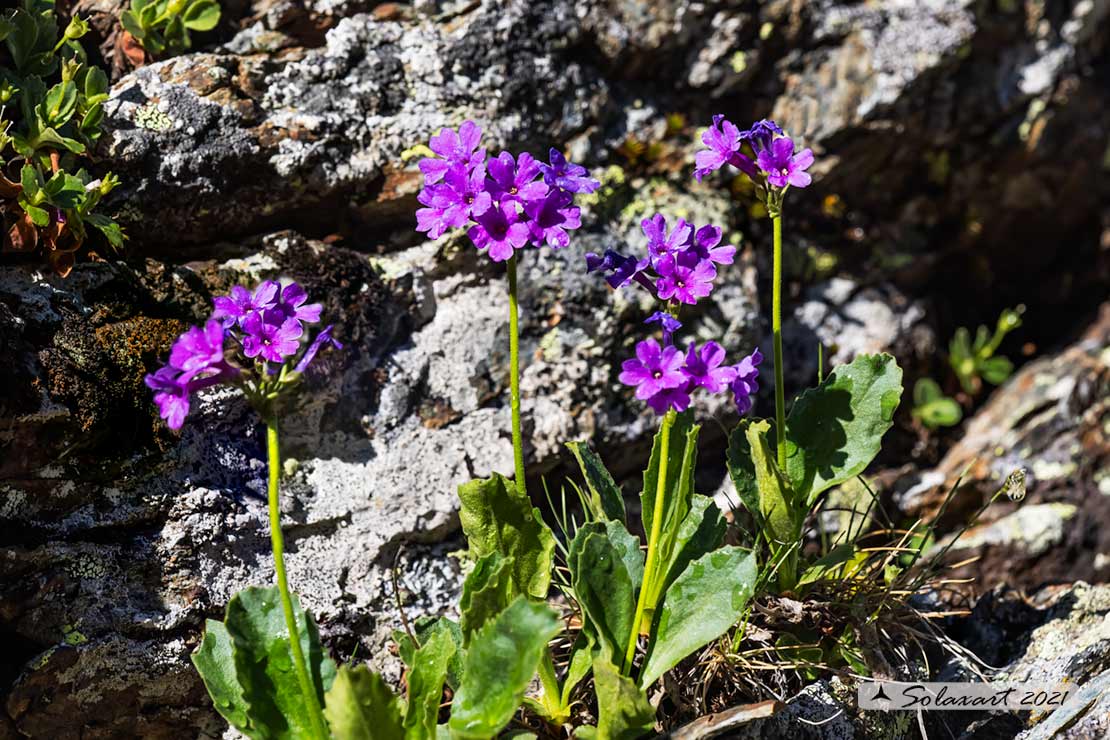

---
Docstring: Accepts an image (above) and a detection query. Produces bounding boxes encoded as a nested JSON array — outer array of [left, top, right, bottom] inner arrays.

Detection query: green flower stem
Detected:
[[771, 211, 787, 469], [507, 254, 527, 497], [266, 421, 328, 740], [623, 408, 677, 674]]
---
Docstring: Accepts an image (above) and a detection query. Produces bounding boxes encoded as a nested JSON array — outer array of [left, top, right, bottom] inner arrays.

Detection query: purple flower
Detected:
[[212, 282, 279, 328], [687, 225, 736, 266], [655, 252, 717, 305], [145, 367, 191, 430], [745, 119, 783, 152], [242, 312, 304, 363], [524, 190, 581, 249], [485, 151, 548, 205], [731, 348, 763, 415], [682, 341, 738, 393], [416, 163, 493, 239], [540, 148, 600, 194], [756, 137, 814, 189], [645, 311, 682, 345], [694, 115, 758, 181], [419, 121, 485, 183], [169, 320, 229, 377], [272, 282, 323, 326], [585, 249, 649, 289], [295, 325, 343, 374], [618, 338, 686, 400], [468, 202, 530, 261], [645, 386, 692, 415], [641, 214, 693, 264]]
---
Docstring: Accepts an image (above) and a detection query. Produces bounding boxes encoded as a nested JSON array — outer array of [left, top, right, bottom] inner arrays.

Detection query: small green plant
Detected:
[[911, 377, 962, 429], [120, 0, 221, 58], [0, 1, 123, 274], [949, 305, 1024, 395]]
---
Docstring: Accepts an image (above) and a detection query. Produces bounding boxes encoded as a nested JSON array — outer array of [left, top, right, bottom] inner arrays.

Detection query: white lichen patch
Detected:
[[134, 103, 175, 132]]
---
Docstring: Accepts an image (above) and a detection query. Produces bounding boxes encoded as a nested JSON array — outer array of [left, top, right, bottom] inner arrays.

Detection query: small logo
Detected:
[[858, 682, 1075, 711]]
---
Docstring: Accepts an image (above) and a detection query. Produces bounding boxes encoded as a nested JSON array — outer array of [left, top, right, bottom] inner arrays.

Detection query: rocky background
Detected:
[[1, 0, 1109, 737]]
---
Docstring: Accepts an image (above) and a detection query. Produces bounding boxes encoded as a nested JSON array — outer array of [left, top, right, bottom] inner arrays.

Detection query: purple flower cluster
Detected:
[[693, 115, 813, 188], [145, 280, 342, 430], [415, 121, 599, 262], [585, 214, 735, 306], [619, 315, 762, 415]]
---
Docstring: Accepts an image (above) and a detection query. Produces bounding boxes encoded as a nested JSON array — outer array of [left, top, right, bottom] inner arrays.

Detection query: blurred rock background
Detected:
[[1, 0, 1108, 736]]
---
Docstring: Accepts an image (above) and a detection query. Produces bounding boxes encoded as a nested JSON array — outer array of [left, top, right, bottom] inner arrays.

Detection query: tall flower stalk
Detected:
[[415, 122, 599, 721], [147, 280, 342, 738]]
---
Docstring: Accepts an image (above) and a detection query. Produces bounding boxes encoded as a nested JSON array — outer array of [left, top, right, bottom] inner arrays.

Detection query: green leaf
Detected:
[[744, 419, 799, 548], [568, 526, 635, 664], [183, 0, 221, 31], [458, 552, 513, 647], [85, 213, 126, 248], [797, 543, 856, 586], [560, 633, 593, 707], [640, 547, 757, 688], [639, 411, 697, 543], [224, 586, 336, 740], [41, 81, 78, 127], [119, 10, 146, 40], [726, 419, 762, 528], [659, 494, 725, 592], [20, 200, 49, 226], [566, 441, 626, 521], [403, 627, 456, 740], [784, 353, 903, 507], [43, 172, 86, 208], [19, 164, 40, 197], [912, 377, 942, 406], [83, 66, 109, 103], [458, 473, 555, 601], [601, 519, 643, 589], [913, 397, 962, 429], [324, 665, 404, 740], [448, 598, 560, 740], [393, 617, 465, 691], [979, 355, 1013, 385], [591, 656, 654, 740], [191, 619, 252, 734]]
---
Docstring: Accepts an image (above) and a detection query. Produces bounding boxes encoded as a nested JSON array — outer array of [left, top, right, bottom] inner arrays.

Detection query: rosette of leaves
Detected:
[[120, 0, 221, 59], [949, 305, 1024, 396], [0, 1, 124, 276]]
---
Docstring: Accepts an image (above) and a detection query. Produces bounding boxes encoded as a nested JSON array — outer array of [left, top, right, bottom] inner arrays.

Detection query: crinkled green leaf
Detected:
[[224, 586, 336, 740], [785, 354, 903, 506], [640, 547, 757, 688], [592, 653, 654, 740], [566, 441, 625, 521], [403, 627, 456, 740], [324, 665, 404, 740], [660, 494, 725, 592], [191, 619, 252, 735], [458, 473, 555, 600], [448, 598, 560, 740], [458, 552, 513, 647], [393, 617, 464, 691], [568, 526, 634, 665]]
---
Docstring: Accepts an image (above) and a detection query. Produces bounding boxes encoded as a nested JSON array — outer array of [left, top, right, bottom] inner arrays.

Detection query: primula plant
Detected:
[[167, 116, 913, 739], [120, 0, 221, 59], [0, 0, 124, 275]]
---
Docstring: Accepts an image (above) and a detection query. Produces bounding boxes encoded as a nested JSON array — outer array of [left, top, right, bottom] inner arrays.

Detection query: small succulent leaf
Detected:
[[566, 441, 626, 521], [913, 397, 962, 429], [119, 10, 146, 40], [979, 355, 1013, 385], [457, 473, 556, 601], [41, 81, 77, 126], [784, 353, 903, 507], [458, 551, 514, 647], [913, 378, 942, 406], [448, 598, 560, 740], [83, 66, 108, 101], [20, 200, 49, 227], [224, 586, 337, 740], [191, 619, 252, 735], [592, 653, 654, 740], [324, 665, 404, 740], [403, 627, 456, 740], [183, 0, 221, 31], [640, 547, 757, 688], [568, 526, 635, 665], [393, 617, 465, 691], [85, 213, 125, 248]]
